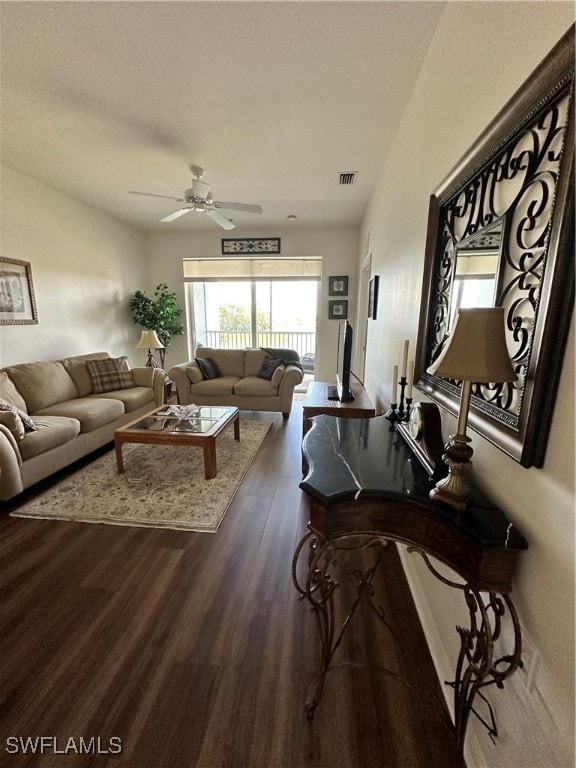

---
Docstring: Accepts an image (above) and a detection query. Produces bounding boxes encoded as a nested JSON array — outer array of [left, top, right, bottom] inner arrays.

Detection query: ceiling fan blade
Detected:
[[213, 201, 263, 214], [160, 207, 193, 223], [206, 209, 236, 230], [128, 190, 185, 202]]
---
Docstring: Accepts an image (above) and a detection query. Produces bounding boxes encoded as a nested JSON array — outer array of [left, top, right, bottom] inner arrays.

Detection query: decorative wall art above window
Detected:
[[0, 257, 38, 325], [328, 275, 349, 296], [221, 238, 280, 254], [415, 26, 574, 468]]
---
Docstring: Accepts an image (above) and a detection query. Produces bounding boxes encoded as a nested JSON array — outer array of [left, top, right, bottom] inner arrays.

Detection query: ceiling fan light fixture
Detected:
[[191, 179, 210, 199]]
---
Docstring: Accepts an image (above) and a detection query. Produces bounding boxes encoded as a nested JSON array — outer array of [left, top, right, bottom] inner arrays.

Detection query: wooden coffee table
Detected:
[[114, 405, 240, 480]]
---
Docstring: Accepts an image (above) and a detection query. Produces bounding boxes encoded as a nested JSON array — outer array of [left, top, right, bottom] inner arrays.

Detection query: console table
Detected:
[[292, 414, 528, 754]]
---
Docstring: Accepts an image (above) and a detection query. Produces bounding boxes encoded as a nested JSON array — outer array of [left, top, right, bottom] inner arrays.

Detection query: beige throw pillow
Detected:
[[0, 398, 36, 432], [0, 410, 25, 440]]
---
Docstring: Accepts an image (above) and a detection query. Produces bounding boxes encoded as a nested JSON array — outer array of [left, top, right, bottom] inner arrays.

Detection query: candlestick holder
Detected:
[[404, 396, 413, 422], [386, 376, 413, 427], [385, 403, 399, 428], [396, 376, 412, 422]]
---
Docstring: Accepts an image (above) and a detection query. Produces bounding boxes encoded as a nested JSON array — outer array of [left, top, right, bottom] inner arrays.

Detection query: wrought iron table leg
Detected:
[[408, 549, 523, 751], [292, 530, 388, 718]]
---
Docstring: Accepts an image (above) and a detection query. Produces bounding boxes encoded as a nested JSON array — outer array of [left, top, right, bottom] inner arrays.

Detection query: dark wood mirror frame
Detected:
[[415, 25, 574, 468]]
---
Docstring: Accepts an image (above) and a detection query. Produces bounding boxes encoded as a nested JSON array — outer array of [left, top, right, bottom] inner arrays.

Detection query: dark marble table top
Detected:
[[300, 414, 528, 552]]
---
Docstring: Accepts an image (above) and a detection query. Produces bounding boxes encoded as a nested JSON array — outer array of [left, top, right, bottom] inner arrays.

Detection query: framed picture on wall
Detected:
[[328, 299, 348, 320], [328, 275, 348, 296], [368, 275, 379, 319], [0, 257, 38, 325]]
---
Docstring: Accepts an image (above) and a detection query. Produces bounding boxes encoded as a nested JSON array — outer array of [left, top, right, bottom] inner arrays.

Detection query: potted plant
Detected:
[[129, 283, 184, 368]]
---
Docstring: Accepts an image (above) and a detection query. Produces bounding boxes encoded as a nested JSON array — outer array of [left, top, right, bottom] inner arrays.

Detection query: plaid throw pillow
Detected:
[[195, 357, 223, 381], [86, 356, 135, 394], [0, 397, 36, 432], [257, 356, 284, 381]]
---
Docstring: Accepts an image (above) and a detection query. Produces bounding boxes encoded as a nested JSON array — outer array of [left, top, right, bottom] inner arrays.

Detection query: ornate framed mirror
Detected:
[[415, 26, 574, 468]]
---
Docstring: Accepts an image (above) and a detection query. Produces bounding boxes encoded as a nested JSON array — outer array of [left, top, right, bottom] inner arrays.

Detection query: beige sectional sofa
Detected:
[[169, 347, 303, 416], [0, 352, 165, 501]]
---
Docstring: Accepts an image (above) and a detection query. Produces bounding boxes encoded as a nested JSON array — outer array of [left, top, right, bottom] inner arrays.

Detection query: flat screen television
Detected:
[[336, 320, 354, 402]]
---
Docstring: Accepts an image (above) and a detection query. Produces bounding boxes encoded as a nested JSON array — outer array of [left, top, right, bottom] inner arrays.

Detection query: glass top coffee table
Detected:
[[114, 405, 240, 480]]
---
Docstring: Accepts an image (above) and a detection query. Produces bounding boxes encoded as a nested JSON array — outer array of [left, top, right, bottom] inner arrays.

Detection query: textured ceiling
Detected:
[[1, 1, 446, 232]]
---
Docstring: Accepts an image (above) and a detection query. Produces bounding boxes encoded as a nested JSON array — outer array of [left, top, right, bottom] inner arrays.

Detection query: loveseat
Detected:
[[0, 352, 166, 501], [169, 347, 303, 416]]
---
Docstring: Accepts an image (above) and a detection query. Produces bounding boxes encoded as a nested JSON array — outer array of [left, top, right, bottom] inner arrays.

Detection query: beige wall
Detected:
[[0, 166, 148, 368], [360, 5, 574, 767], [145, 226, 360, 378]]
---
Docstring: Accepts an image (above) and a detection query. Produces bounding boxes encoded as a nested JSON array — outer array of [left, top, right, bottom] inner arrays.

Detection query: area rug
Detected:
[[11, 420, 272, 532]]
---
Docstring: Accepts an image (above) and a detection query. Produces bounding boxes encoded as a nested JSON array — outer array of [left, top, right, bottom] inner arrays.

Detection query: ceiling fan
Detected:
[[128, 165, 263, 230]]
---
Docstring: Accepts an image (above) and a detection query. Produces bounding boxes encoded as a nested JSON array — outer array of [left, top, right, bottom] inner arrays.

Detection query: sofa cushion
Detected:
[[92, 386, 154, 413], [195, 357, 222, 381], [257, 355, 284, 381], [61, 353, 111, 397], [86, 356, 135, 394], [199, 348, 246, 378], [233, 376, 278, 397], [244, 349, 269, 377], [192, 376, 239, 396], [0, 397, 37, 431], [0, 371, 28, 412], [17, 416, 81, 462], [6, 361, 77, 413], [0, 410, 25, 441], [34, 397, 125, 433]]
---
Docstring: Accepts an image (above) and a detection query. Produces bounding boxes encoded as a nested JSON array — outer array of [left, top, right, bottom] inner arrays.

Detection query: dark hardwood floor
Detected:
[[0, 402, 463, 767]]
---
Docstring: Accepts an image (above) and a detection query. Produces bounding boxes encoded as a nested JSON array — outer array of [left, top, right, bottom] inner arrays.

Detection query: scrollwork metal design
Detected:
[[292, 529, 523, 753], [429, 90, 570, 426], [408, 548, 522, 751], [418, 28, 574, 467]]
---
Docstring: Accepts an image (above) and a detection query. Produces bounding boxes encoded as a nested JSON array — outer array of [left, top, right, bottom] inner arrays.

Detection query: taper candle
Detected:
[[401, 340, 409, 377], [392, 365, 398, 404], [407, 360, 414, 398]]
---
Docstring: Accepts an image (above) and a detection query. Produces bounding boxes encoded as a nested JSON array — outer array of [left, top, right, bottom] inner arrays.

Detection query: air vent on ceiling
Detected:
[[338, 171, 357, 185]]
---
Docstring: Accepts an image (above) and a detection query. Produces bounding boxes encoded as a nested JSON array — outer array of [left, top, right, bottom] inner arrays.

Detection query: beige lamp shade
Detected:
[[136, 329, 164, 349], [427, 307, 516, 383]]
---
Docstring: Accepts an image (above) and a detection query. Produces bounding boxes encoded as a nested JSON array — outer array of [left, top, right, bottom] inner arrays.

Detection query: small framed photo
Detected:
[[0, 257, 38, 325], [328, 275, 348, 296], [328, 299, 348, 320], [368, 275, 379, 319]]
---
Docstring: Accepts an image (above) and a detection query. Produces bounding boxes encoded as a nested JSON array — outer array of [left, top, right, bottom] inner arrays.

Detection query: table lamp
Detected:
[[426, 307, 516, 511], [136, 329, 164, 368]]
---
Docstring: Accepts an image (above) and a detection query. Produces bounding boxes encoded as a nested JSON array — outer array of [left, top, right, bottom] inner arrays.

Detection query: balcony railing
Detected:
[[201, 330, 315, 358]]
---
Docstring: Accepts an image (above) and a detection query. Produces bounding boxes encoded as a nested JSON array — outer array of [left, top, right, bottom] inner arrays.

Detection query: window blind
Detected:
[[183, 258, 322, 280]]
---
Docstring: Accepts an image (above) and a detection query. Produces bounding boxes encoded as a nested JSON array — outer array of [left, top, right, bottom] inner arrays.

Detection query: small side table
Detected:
[[164, 377, 173, 403], [302, 380, 376, 436]]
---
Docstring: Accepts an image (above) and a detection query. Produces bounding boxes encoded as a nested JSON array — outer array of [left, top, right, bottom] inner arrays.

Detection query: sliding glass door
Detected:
[[184, 258, 320, 364], [189, 279, 317, 356]]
